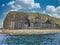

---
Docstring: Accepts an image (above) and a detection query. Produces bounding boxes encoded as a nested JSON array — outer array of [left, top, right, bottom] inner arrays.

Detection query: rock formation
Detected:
[[3, 11, 60, 29]]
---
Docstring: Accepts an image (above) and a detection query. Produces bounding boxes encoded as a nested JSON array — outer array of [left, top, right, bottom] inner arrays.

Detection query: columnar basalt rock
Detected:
[[3, 11, 28, 29], [3, 11, 60, 29]]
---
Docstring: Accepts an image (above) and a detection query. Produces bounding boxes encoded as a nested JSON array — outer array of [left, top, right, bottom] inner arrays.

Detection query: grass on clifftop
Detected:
[[6, 11, 60, 25]]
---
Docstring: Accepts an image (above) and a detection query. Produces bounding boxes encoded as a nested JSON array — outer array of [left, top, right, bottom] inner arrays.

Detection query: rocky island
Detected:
[[3, 11, 60, 29], [0, 11, 60, 35]]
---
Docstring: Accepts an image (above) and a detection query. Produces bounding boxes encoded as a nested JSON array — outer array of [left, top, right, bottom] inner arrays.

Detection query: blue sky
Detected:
[[0, 0, 60, 28]]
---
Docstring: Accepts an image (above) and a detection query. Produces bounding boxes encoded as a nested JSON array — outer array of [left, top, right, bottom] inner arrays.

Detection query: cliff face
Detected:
[[3, 11, 28, 29], [3, 11, 60, 29]]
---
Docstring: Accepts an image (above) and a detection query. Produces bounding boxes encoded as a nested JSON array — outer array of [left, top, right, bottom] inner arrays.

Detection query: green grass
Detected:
[[7, 11, 60, 25]]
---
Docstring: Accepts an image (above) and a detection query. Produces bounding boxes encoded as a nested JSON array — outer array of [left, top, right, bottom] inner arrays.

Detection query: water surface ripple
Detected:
[[0, 33, 60, 45]]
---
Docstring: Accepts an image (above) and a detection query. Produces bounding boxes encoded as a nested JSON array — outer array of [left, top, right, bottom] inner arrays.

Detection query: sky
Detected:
[[0, 0, 60, 28]]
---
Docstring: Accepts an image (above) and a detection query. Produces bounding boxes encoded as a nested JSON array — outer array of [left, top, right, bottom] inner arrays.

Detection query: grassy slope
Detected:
[[39, 14, 60, 25], [7, 11, 60, 25], [29, 13, 60, 25]]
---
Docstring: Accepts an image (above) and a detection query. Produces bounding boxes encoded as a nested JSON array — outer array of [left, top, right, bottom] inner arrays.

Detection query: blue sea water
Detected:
[[0, 33, 60, 45]]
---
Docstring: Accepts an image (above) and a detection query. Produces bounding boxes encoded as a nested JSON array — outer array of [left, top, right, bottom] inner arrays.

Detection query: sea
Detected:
[[0, 33, 60, 45]]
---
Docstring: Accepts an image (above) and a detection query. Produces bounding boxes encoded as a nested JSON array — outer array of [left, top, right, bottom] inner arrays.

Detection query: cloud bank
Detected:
[[2, 4, 5, 7], [7, 0, 60, 18], [46, 5, 60, 18], [7, 0, 40, 11]]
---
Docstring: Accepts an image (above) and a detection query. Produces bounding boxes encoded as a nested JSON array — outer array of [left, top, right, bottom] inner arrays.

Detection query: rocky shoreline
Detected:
[[0, 29, 60, 35]]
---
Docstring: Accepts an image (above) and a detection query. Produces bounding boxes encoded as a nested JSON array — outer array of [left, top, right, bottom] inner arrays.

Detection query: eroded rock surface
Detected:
[[3, 11, 60, 29]]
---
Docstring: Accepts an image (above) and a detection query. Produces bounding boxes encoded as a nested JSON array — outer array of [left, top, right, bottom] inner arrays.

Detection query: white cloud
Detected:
[[34, 3, 40, 8], [58, 0, 60, 3], [0, 19, 4, 28], [46, 5, 60, 18], [8, 1, 15, 5], [2, 4, 5, 7], [46, 5, 56, 13], [7, 0, 40, 11], [42, 11, 46, 14], [55, 6, 60, 13], [32, 11, 37, 13]]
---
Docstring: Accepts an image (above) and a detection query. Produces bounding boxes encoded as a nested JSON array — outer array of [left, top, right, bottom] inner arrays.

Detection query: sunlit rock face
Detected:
[[3, 11, 29, 29], [3, 11, 60, 29]]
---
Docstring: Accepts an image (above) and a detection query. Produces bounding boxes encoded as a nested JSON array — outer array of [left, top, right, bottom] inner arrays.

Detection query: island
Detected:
[[0, 11, 60, 35]]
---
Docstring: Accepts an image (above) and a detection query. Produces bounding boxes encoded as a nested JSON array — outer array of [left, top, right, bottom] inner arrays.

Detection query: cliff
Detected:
[[3, 11, 60, 29]]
